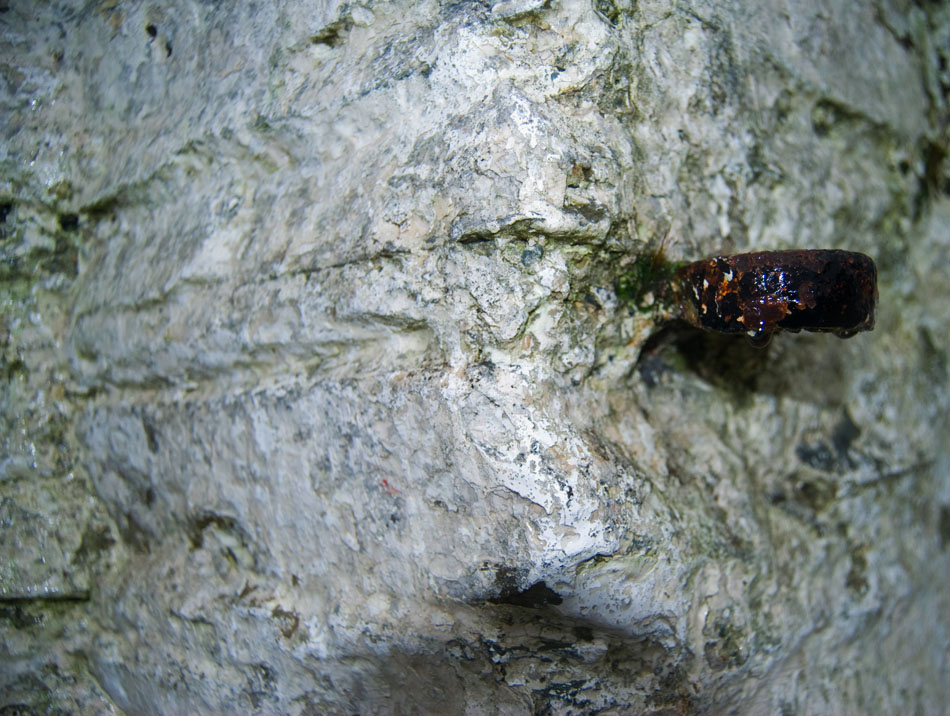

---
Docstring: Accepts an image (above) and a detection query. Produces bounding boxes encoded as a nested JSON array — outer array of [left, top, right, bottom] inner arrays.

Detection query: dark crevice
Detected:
[[57, 212, 79, 231], [0, 590, 90, 604], [939, 505, 950, 550], [636, 323, 769, 394], [489, 580, 563, 608], [311, 20, 350, 47], [187, 512, 239, 549]]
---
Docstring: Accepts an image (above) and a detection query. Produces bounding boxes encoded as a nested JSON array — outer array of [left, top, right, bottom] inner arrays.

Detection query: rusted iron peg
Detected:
[[670, 250, 877, 346]]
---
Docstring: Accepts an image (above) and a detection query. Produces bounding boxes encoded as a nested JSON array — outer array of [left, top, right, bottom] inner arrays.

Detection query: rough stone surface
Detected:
[[2, 0, 949, 713]]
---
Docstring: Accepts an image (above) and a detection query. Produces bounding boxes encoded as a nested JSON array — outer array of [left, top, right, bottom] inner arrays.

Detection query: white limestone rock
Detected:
[[1, 0, 948, 713]]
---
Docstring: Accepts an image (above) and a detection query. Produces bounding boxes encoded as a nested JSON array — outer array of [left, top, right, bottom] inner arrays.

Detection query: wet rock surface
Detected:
[[1, 0, 949, 713]]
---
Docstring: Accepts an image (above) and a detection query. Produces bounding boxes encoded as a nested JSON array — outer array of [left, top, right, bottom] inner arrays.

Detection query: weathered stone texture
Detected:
[[2, 0, 949, 713]]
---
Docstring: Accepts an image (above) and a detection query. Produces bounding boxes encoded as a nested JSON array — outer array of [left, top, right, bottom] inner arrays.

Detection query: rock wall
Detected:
[[2, 0, 949, 713]]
